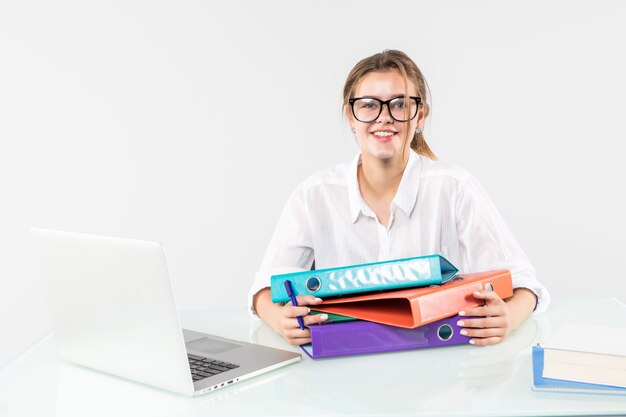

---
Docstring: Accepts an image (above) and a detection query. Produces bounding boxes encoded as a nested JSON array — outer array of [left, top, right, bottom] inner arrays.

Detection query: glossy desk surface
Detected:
[[1, 298, 625, 417]]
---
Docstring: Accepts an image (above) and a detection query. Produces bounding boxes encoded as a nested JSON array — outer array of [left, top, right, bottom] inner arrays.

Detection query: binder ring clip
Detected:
[[305, 276, 321, 292], [485, 283, 493, 291], [437, 324, 454, 341]]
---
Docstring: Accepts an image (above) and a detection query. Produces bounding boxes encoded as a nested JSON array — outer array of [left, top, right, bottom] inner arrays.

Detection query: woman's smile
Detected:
[[370, 130, 397, 143]]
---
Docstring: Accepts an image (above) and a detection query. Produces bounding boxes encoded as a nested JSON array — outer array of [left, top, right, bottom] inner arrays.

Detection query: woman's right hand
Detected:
[[277, 295, 328, 345], [254, 289, 328, 345]]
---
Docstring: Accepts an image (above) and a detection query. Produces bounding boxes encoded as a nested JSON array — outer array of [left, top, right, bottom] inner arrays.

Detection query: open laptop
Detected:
[[31, 228, 301, 396]]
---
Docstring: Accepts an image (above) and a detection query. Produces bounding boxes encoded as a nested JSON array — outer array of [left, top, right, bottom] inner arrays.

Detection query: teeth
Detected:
[[373, 132, 394, 137]]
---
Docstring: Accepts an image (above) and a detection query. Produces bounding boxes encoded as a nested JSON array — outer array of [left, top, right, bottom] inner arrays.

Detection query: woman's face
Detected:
[[348, 70, 424, 164]]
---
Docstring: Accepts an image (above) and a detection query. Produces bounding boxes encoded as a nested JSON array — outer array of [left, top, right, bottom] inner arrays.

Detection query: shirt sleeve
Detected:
[[247, 183, 315, 318], [454, 172, 550, 315]]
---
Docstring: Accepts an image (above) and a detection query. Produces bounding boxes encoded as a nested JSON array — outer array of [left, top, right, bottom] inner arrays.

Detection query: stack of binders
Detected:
[[270, 255, 513, 359]]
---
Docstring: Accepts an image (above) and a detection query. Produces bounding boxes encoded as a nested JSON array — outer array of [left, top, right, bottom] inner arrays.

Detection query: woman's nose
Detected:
[[376, 103, 394, 122]]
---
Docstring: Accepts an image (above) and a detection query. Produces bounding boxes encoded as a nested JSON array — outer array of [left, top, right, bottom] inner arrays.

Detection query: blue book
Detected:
[[270, 254, 458, 303], [531, 346, 626, 395]]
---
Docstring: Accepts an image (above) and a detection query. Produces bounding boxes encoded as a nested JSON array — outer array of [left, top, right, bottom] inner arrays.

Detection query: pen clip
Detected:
[[284, 280, 294, 297]]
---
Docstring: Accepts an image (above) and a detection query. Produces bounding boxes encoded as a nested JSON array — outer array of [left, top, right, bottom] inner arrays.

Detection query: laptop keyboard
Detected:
[[188, 353, 240, 382]]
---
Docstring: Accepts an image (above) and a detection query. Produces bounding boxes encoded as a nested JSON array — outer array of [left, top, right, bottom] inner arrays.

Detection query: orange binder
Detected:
[[311, 270, 513, 329]]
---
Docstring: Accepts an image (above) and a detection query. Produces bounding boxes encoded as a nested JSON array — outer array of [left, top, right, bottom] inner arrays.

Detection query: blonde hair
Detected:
[[343, 50, 436, 160]]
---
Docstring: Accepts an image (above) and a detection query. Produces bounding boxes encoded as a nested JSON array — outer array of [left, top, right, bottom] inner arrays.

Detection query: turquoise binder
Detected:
[[270, 254, 458, 303]]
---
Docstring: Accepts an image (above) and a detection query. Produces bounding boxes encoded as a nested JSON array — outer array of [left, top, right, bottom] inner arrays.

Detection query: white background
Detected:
[[1, 0, 625, 368]]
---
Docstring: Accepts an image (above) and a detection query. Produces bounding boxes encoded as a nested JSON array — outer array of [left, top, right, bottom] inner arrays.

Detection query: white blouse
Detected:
[[248, 150, 550, 316]]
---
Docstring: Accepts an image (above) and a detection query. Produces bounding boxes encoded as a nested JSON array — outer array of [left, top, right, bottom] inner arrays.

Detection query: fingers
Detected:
[[461, 305, 506, 319], [459, 320, 507, 346], [460, 290, 505, 317], [458, 316, 507, 346], [283, 304, 312, 320], [279, 301, 328, 346], [278, 314, 312, 345], [303, 313, 328, 327], [283, 308, 328, 329], [281, 313, 330, 344], [457, 316, 507, 330], [283, 305, 329, 323], [285, 295, 323, 307], [458, 291, 511, 346], [459, 325, 505, 339], [282, 326, 312, 345], [467, 336, 504, 346], [471, 289, 505, 305]]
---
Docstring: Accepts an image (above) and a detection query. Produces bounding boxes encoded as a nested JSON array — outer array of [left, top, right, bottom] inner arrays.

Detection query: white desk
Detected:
[[1, 298, 625, 417]]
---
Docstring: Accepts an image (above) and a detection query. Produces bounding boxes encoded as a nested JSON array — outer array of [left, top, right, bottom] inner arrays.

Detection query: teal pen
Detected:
[[284, 280, 305, 330]]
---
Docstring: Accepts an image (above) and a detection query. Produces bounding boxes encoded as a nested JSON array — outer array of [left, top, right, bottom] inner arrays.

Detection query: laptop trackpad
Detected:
[[186, 337, 241, 355]]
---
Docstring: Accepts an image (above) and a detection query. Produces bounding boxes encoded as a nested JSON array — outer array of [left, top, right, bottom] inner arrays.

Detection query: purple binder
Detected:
[[301, 315, 470, 359]]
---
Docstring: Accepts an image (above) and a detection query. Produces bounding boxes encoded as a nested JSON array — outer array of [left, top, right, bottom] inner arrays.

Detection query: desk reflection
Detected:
[[54, 358, 300, 417], [250, 316, 540, 415], [3, 300, 623, 417]]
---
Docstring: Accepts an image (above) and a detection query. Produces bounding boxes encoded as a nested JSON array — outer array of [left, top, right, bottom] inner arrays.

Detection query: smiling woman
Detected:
[[249, 49, 550, 348]]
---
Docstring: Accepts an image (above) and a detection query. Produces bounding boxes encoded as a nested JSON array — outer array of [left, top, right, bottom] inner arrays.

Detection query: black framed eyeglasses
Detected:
[[348, 96, 421, 123]]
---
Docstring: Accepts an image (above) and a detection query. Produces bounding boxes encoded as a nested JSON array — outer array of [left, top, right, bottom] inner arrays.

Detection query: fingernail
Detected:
[[473, 291, 481, 296], [469, 339, 476, 344], [457, 321, 465, 327], [307, 308, 311, 314], [319, 314, 328, 321], [458, 311, 466, 316], [314, 298, 322, 302], [460, 329, 468, 336]]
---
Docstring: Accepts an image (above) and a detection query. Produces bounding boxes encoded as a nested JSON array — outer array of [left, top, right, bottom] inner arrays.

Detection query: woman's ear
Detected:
[[345, 104, 354, 122], [420, 102, 430, 119], [416, 102, 428, 129], [345, 105, 356, 132]]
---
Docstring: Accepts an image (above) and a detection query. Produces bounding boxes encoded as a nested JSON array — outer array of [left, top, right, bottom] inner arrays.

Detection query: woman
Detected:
[[248, 50, 549, 346]]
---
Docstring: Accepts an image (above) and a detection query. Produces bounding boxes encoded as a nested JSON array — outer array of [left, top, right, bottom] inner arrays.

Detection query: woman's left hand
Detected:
[[457, 290, 513, 346]]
